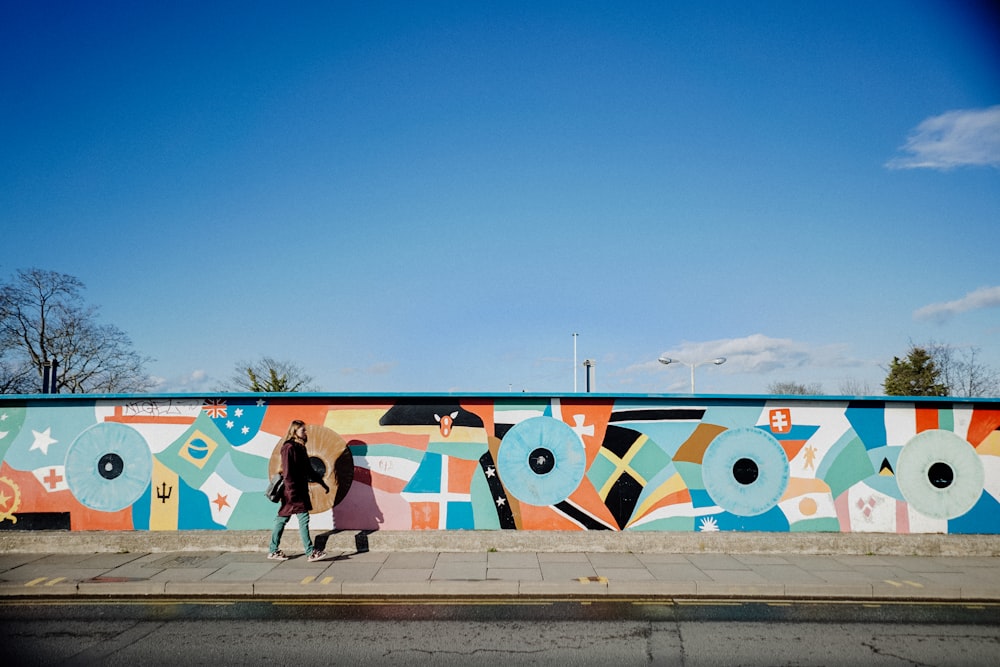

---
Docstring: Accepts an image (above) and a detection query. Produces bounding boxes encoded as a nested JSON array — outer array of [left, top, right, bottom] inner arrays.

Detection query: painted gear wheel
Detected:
[[269, 424, 353, 513], [65, 423, 152, 512], [896, 429, 983, 520], [496, 416, 586, 506], [702, 427, 789, 517]]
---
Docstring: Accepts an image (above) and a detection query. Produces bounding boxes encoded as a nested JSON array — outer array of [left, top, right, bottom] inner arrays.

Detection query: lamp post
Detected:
[[573, 333, 579, 392], [657, 356, 726, 393]]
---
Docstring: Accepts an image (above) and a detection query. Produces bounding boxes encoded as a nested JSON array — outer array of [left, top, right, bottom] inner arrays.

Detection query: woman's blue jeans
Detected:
[[269, 512, 313, 556]]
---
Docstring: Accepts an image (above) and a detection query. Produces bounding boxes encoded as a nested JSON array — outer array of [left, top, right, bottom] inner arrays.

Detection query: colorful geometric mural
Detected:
[[1, 394, 999, 534]]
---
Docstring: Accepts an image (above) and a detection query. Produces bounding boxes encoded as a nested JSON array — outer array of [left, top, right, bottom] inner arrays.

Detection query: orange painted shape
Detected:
[[673, 423, 727, 463], [460, 399, 495, 436], [410, 502, 439, 530], [517, 502, 582, 530], [968, 408, 1000, 448], [780, 440, 807, 461], [0, 463, 133, 530], [447, 458, 479, 494], [557, 399, 613, 467], [915, 407, 938, 433], [768, 408, 792, 434], [260, 402, 332, 438], [564, 478, 618, 528]]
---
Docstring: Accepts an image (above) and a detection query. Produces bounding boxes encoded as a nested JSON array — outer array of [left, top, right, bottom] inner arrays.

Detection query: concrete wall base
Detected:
[[2, 530, 999, 556]]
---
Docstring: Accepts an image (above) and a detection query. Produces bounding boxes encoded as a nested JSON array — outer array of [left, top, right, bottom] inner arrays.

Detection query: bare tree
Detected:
[[221, 356, 317, 392], [0, 268, 154, 393], [767, 381, 823, 395], [837, 377, 874, 396], [925, 341, 1000, 398]]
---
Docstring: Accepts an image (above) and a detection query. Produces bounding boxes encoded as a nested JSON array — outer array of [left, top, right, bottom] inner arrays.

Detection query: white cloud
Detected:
[[886, 105, 1000, 170], [149, 369, 213, 393], [914, 285, 1000, 322], [622, 334, 858, 380]]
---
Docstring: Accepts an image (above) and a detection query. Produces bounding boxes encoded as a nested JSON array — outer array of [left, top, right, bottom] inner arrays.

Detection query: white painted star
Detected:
[[30, 428, 58, 456], [241, 426, 249, 435], [235, 408, 244, 418], [485, 465, 496, 478], [226, 420, 234, 429], [256, 399, 266, 407], [495, 497, 506, 508]]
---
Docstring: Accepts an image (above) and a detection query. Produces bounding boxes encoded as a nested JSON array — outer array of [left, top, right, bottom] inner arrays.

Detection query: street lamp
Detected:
[[657, 356, 726, 393]]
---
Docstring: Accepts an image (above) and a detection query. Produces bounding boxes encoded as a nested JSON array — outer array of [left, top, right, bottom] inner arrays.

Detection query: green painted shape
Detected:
[[0, 405, 27, 462], [229, 448, 269, 479], [823, 435, 874, 498], [674, 461, 704, 490], [470, 466, 501, 529], [427, 441, 488, 461], [228, 493, 279, 529], [938, 409, 954, 432], [627, 517, 696, 531]]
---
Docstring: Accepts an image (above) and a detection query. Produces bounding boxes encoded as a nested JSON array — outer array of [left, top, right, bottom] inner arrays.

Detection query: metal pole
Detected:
[[573, 333, 578, 392], [690, 364, 696, 394]]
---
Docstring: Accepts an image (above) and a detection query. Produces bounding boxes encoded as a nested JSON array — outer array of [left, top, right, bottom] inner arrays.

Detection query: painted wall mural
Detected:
[[1, 394, 999, 534]]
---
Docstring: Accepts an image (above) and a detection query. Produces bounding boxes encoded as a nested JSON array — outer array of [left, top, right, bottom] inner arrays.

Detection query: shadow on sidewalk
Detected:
[[314, 529, 377, 554]]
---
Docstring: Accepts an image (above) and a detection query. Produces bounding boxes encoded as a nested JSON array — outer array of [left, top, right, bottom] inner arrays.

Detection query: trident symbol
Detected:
[[156, 482, 173, 504]]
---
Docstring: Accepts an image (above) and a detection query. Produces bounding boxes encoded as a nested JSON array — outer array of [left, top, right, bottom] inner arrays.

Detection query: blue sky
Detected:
[[3, 1, 999, 395]]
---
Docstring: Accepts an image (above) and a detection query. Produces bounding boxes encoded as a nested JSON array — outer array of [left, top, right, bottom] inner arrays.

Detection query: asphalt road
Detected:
[[3, 599, 999, 666]]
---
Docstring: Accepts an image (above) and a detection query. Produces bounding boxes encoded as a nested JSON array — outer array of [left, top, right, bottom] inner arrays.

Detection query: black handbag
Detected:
[[265, 473, 284, 503]]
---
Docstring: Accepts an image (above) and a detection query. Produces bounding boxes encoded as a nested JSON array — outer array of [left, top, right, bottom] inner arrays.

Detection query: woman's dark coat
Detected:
[[277, 439, 321, 517]]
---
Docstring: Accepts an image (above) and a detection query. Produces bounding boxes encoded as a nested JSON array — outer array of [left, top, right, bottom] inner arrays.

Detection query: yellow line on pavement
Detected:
[[300, 576, 316, 585], [25, 577, 47, 587], [321, 577, 333, 585], [903, 581, 924, 588], [883, 580, 903, 587], [44, 577, 66, 586]]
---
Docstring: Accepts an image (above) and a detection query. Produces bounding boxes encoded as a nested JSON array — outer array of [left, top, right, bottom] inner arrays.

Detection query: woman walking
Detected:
[[268, 419, 330, 561]]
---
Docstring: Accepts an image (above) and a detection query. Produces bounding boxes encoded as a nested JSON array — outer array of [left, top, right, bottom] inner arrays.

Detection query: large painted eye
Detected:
[[702, 427, 790, 516], [896, 429, 983, 520], [497, 417, 586, 506], [65, 423, 152, 512]]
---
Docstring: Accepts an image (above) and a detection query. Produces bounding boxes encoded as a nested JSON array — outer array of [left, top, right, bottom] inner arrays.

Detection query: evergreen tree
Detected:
[[883, 346, 948, 396]]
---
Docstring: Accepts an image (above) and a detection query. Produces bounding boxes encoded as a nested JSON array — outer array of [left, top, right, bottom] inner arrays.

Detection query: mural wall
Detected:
[[1, 394, 999, 534]]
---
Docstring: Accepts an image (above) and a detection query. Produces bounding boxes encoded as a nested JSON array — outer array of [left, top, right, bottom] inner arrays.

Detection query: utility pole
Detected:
[[573, 333, 579, 392]]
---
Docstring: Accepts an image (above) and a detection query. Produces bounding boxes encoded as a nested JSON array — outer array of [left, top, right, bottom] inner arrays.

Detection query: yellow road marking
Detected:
[[576, 576, 608, 584], [25, 577, 47, 587], [883, 580, 903, 587], [902, 581, 924, 588], [44, 577, 66, 586], [321, 577, 333, 585], [300, 576, 316, 585]]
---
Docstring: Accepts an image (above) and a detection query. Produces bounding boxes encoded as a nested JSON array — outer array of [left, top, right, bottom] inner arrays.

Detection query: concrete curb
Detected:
[[3, 530, 1000, 556]]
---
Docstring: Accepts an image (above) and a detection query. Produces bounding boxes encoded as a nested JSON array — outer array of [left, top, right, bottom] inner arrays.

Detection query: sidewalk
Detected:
[[2, 531, 999, 602]]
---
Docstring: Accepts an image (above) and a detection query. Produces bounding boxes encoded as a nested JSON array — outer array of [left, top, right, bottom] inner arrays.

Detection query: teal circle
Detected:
[[702, 427, 789, 516], [497, 417, 586, 506], [896, 430, 983, 520], [65, 423, 152, 512]]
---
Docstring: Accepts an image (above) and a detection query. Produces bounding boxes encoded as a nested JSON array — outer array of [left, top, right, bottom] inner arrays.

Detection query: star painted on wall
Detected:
[[212, 494, 230, 511], [30, 428, 58, 455], [485, 465, 496, 478]]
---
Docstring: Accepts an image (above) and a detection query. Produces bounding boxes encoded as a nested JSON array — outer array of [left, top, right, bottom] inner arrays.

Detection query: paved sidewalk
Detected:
[[2, 547, 999, 602]]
